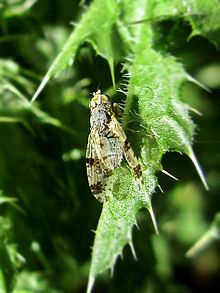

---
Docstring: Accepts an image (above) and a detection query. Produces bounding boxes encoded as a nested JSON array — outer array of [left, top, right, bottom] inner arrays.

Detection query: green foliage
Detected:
[[0, 0, 220, 292]]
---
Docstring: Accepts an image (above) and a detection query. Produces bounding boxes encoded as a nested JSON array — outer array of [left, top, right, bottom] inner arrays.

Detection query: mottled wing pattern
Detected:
[[95, 134, 124, 170], [110, 114, 142, 181], [86, 133, 113, 202]]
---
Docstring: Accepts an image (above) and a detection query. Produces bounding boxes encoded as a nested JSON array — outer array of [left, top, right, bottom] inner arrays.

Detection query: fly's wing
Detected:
[[110, 115, 142, 180], [95, 133, 124, 170], [86, 134, 113, 202]]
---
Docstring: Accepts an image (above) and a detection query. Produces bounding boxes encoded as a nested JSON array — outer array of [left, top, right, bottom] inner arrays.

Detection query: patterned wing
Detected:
[[86, 134, 113, 202], [95, 133, 124, 170], [110, 115, 142, 180]]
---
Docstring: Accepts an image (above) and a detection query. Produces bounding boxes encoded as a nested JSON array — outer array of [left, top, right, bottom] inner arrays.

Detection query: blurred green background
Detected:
[[0, 1, 220, 292]]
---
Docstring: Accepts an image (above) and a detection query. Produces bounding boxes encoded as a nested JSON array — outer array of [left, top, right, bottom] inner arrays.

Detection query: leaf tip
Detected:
[[86, 275, 95, 293], [161, 169, 179, 181], [31, 75, 50, 104], [188, 106, 202, 116], [185, 229, 215, 258], [129, 241, 137, 260], [186, 73, 211, 93], [108, 58, 116, 89], [188, 148, 209, 191], [148, 206, 159, 235]]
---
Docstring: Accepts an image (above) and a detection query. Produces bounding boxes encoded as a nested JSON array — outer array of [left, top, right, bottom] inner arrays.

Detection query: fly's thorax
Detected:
[[90, 107, 112, 132], [90, 95, 113, 133]]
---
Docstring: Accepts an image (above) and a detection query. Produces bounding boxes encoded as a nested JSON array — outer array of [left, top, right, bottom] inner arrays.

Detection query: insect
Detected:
[[86, 90, 142, 202]]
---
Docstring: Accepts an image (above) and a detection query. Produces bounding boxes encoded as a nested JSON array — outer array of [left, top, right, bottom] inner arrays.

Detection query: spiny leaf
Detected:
[[146, 0, 220, 47], [32, 0, 220, 102], [87, 0, 211, 290], [187, 0, 220, 46], [126, 39, 208, 189], [31, 0, 130, 102], [88, 167, 158, 292]]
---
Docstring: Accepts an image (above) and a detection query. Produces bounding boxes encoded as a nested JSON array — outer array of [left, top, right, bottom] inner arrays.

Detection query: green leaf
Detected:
[[1, 0, 37, 18], [126, 48, 208, 189], [0, 59, 76, 135], [87, 167, 158, 292], [187, 0, 220, 46], [0, 217, 16, 293], [32, 0, 220, 102], [146, 0, 220, 47], [31, 0, 131, 102], [13, 271, 59, 293], [87, 1, 211, 291], [186, 212, 220, 258]]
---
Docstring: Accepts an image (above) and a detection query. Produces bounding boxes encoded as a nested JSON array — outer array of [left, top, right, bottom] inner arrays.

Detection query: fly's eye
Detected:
[[100, 94, 110, 103]]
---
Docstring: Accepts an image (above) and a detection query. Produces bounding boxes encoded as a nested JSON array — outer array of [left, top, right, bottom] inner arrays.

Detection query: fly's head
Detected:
[[89, 90, 111, 110]]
